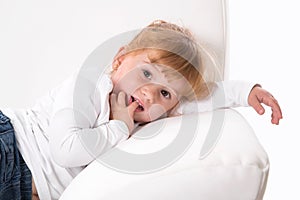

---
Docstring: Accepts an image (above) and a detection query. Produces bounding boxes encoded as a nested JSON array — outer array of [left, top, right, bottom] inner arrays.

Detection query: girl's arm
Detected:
[[175, 81, 254, 114], [47, 72, 129, 168], [48, 108, 129, 168], [174, 80, 282, 124]]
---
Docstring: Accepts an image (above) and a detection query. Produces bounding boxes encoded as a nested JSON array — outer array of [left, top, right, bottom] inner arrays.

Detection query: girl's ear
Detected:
[[112, 46, 126, 70], [114, 46, 126, 59]]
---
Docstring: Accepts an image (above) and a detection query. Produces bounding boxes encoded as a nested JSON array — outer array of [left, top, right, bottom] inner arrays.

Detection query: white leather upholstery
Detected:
[[60, 109, 269, 200]]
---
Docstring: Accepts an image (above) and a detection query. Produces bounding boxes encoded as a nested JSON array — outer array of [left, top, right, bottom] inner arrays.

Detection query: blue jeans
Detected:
[[0, 110, 32, 200]]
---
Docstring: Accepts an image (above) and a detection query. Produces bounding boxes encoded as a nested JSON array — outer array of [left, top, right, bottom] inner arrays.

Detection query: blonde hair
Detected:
[[123, 20, 215, 101]]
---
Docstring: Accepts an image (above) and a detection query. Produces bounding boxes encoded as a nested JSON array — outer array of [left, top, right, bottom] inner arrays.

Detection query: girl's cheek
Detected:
[[147, 104, 167, 121]]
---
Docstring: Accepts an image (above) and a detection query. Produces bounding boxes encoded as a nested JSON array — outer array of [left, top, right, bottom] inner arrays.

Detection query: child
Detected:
[[0, 20, 282, 200]]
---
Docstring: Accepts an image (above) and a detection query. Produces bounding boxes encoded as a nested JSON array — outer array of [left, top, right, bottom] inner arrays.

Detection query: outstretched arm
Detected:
[[174, 80, 283, 125]]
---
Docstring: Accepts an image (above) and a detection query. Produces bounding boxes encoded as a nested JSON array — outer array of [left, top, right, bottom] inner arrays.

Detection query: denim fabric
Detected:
[[0, 110, 32, 200]]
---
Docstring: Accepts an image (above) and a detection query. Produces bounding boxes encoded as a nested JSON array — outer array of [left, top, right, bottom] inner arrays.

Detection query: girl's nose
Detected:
[[141, 85, 157, 103]]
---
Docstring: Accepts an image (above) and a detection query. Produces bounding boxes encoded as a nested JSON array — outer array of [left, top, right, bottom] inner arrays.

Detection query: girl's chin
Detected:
[[134, 115, 151, 123]]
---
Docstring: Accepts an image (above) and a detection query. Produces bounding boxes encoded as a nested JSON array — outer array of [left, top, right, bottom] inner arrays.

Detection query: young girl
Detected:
[[0, 20, 282, 200]]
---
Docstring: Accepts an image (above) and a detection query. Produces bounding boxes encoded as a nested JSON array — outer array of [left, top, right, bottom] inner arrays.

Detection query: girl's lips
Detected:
[[129, 96, 144, 112]]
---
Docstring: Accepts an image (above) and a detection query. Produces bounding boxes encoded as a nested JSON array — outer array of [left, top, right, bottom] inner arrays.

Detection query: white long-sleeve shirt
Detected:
[[2, 70, 254, 200]]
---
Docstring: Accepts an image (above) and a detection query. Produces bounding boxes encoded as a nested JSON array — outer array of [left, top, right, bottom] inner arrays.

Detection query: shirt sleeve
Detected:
[[48, 71, 129, 168], [173, 80, 257, 115]]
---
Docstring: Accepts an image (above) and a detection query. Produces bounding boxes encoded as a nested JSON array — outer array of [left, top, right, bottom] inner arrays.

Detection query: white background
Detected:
[[0, 0, 298, 199], [229, 1, 299, 199]]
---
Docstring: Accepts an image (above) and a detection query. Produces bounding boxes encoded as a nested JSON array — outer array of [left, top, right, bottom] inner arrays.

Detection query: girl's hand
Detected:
[[110, 91, 139, 133], [248, 85, 283, 125]]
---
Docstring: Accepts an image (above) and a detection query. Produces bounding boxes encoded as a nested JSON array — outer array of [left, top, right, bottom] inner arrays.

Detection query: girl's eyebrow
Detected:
[[140, 62, 161, 73]]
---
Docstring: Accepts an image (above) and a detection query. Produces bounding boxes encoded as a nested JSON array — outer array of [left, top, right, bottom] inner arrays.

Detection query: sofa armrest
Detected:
[[60, 109, 269, 200]]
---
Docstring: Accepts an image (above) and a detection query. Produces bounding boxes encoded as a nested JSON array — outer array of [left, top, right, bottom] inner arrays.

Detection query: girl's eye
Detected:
[[161, 90, 171, 99], [143, 70, 152, 79]]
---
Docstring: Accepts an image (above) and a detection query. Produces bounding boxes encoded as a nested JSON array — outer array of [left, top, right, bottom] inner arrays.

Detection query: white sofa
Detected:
[[60, 0, 269, 199], [60, 110, 269, 200]]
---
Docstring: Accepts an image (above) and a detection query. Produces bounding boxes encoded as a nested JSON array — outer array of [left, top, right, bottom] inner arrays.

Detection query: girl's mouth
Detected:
[[130, 96, 144, 111]]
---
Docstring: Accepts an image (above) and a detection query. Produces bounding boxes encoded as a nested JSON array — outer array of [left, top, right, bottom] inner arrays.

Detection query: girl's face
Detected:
[[111, 51, 187, 123]]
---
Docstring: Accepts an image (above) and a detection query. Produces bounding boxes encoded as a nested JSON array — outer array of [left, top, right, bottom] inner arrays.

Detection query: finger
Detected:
[[263, 97, 283, 124], [273, 99, 283, 119], [271, 103, 283, 125], [272, 102, 283, 121], [128, 101, 139, 115], [271, 112, 280, 125], [117, 91, 126, 106], [252, 97, 265, 115]]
